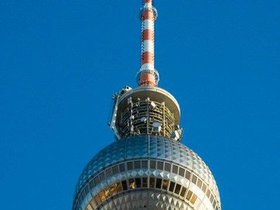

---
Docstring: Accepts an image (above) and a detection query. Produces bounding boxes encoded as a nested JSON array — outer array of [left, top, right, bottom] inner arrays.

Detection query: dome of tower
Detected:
[[73, 136, 221, 210]]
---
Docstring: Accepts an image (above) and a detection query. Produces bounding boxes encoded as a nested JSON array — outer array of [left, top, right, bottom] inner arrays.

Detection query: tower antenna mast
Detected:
[[137, 0, 159, 87]]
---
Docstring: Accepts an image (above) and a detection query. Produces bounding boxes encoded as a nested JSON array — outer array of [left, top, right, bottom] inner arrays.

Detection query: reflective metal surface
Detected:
[[73, 136, 221, 210]]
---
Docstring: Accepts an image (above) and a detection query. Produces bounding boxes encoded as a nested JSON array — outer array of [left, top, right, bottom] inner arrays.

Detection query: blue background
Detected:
[[0, 0, 279, 209]]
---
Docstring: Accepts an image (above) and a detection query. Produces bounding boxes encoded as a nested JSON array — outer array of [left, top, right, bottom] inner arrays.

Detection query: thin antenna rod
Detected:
[[137, 0, 159, 87]]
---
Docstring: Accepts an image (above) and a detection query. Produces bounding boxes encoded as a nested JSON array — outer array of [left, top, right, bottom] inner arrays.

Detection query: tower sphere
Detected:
[[73, 135, 221, 210]]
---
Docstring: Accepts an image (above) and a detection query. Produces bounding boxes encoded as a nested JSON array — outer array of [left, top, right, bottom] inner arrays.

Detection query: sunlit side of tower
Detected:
[[73, 1, 221, 209]]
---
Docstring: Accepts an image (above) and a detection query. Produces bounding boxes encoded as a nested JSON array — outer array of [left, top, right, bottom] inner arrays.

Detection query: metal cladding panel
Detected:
[[75, 136, 219, 199], [99, 190, 194, 210]]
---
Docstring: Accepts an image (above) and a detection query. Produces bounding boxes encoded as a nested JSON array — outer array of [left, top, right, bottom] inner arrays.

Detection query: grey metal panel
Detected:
[[75, 136, 219, 199], [99, 190, 194, 210]]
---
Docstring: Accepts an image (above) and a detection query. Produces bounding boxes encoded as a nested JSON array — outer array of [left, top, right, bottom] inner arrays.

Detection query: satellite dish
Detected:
[[141, 117, 147, 123], [152, 122, 161, 132]]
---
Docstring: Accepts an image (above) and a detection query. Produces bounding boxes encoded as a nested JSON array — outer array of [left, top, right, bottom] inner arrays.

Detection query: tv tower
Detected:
[[73, 1, 221, 209]]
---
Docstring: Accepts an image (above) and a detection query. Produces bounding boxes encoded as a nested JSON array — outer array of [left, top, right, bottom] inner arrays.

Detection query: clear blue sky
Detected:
[[0, 0, 279, 209]]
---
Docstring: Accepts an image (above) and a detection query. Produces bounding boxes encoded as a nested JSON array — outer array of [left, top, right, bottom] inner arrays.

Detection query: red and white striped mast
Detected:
[[137, 0, 159, 87]]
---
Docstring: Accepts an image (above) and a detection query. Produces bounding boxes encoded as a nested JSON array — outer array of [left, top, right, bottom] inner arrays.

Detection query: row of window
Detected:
[[75, 159, 219, 210], [86, 177, 200, 210]]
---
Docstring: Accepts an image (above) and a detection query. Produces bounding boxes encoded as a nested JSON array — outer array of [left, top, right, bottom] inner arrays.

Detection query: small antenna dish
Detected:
[[152, 122, 161, 133], [141, 117, 147, 123]]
